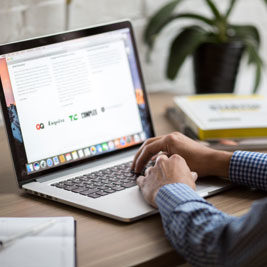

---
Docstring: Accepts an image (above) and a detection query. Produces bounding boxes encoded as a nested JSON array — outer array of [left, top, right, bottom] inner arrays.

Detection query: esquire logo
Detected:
[[48, 119, 65, 126]]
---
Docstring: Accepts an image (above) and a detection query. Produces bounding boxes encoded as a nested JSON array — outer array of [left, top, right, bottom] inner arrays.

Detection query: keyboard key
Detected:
[[87, 193, 101, 198], [122, 182, 136, 188], [64, 185, 78, 191], [104, 188, 115, 193], [64, 181, 74, 186], [54, 183, 64, 188], [86, 184, 96, 189], [79, 177, 88, 181], [72, 178, 82, 183], [97, 190, 108, 196], [123, 172, 135, 177], [111, 185, 125, 191], [113, 181, 123, 185], [103, 169, 112, 174], [101, 179, 110, 184], [76, 183, 86, 187], [80, 188, 99, 195], [71, 187, 87, 193], [88, 173, 97, 178]]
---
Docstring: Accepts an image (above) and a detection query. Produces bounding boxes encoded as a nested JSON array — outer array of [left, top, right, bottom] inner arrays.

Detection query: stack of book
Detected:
[[166, 94, 267, 151]]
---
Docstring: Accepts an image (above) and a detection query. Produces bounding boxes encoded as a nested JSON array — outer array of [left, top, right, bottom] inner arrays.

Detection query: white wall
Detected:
[[0, 0, 267, 99]]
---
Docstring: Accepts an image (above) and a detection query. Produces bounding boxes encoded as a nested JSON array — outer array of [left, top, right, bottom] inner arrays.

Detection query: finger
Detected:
[[135, 139, 165, 174], [145, 166, 153, 176], [151, 151, 168, 161], [155, 154, 169, 166], [131, 136, 160, 170], [154, 154, 169, 177], [191, 171, 198, 182], [136, 175, 145, 188]]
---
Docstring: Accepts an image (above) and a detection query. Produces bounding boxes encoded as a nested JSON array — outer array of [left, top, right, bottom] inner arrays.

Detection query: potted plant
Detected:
[[144, 0, 266, 94]]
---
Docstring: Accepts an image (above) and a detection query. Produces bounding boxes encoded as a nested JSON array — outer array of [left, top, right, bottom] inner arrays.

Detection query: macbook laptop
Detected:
[[0, 21, 232, 222]]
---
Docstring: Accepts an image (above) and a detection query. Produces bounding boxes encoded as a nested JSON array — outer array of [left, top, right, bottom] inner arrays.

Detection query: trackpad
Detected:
[[196, 176, 232, 196]]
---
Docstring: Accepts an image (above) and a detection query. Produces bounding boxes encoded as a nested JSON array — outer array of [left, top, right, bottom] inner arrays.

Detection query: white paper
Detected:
[[0, 217, 75, 267]]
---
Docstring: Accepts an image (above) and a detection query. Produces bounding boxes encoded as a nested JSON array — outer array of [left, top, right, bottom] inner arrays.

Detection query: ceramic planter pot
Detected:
[[193, 41, 244, 94]]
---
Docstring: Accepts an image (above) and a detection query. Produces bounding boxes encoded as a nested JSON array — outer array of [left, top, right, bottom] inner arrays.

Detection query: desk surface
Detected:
[[0, 92, 266, 267]]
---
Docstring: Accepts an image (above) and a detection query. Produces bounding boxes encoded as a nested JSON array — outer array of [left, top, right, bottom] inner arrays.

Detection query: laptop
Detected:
[[0, 21, 232, 222]]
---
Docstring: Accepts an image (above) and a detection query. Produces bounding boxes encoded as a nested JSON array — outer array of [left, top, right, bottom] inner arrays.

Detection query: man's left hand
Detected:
[[136, 154, 198, 208]]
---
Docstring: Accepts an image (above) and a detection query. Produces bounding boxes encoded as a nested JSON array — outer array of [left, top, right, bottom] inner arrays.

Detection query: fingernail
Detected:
[[191, 172, 198, 180]]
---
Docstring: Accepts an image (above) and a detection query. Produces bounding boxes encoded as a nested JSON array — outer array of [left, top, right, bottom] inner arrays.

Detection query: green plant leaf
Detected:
[[167, 26, 209, 79], [171, 13, 215, 26], [225, 0, 237, 20], [245, 43, 263, 93], [143, 0, 183, 49], [229, 25, 263, 92], [144, 12, 215, 52], [205, 0, 222, 21], [230, 25, 261, 49]]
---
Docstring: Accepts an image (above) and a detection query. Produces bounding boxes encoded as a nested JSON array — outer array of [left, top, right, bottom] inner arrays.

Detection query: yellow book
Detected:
[[173, 94, 267, 141]]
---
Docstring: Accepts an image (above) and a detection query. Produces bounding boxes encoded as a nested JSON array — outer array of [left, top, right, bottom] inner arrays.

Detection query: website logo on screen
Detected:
[[36, 123, 45, 130]]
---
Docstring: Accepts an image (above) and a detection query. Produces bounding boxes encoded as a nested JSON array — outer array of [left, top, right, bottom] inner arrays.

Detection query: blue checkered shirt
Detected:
[[156, 151, 267, 267]]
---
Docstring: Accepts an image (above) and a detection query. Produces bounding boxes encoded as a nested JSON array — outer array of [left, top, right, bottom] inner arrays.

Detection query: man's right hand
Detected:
[[132, 132, 233, 178]]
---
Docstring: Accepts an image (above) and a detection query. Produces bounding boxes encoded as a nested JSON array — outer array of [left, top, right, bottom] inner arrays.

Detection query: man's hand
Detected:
[[137, 154, 198, 208], [132, 132, 233, 178]]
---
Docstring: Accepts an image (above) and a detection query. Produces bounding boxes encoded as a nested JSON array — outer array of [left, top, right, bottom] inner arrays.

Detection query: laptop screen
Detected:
[[0, 22, 154, 183]]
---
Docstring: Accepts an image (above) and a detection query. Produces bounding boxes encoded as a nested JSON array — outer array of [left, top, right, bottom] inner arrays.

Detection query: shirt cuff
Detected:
[[229, 150, 267, 190], [155, 183, 209, 218]]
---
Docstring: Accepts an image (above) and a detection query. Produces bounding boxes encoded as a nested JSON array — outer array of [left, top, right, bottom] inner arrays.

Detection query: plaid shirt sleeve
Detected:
[[229, 150, 267, 190], [156, 151, 267, 267]]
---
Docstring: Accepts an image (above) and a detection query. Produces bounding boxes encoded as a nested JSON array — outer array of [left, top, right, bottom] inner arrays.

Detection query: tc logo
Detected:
[[36, 123, 45, 130], [69, 114, 78, 121]]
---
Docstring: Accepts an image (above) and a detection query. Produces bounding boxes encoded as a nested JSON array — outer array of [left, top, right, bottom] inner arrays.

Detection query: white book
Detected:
[[166, 107, 267, 151], [0, 217, 76, 267], [173, 94, 267, 140]]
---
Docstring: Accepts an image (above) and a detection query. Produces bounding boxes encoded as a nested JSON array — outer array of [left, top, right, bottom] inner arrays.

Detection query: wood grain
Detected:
[[0, 92, 266, 267]]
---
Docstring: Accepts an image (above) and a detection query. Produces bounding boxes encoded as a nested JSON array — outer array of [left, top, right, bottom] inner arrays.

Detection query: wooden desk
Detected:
[[0, 92, 266, 267]]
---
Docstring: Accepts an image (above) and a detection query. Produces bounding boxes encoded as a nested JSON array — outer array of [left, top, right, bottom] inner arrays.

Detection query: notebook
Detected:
[[0, 217, 76, 267], [0, 20, 231, 222]]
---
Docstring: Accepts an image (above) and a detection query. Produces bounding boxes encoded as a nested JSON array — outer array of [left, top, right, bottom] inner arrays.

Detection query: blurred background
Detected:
[[0, 0, 266, 106]]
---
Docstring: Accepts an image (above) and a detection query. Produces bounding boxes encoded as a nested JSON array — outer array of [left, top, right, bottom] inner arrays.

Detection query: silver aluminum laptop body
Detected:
[[0, 21, 231, 222]]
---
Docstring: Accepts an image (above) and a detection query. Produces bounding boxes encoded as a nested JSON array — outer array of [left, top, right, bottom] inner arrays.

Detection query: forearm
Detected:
[[206, 150, 233, 178], [156, 183, 267, 266], [202, 150, 267, 192], [156, 183, 233, 266]]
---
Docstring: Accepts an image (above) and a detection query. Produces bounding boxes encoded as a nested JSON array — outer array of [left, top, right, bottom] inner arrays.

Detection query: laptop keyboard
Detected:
[[51, 161, 151, 199]]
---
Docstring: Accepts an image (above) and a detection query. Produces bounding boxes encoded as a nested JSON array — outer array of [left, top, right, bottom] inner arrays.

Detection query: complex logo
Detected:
[[81, 109, 98, 119], [36, 123, 45, 130]]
